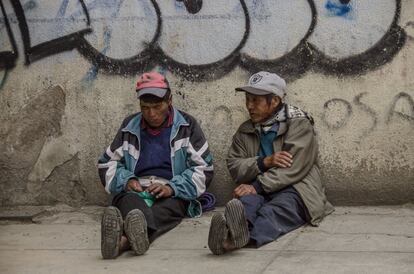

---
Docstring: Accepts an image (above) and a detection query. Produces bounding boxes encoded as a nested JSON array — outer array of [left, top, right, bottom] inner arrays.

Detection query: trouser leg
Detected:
[[249, 186, 307, 248], [239, 194, 265, 225], [112, 192, 188, 242], [112, 191, 157, 231], [149, 198, 187, 242]]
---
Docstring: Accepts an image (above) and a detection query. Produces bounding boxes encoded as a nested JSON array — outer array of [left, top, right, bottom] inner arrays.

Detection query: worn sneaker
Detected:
[[225, 199, 249, 248], [124, 209, 149, 255], [208, 212, 228, 255], [101, 206, 123, 259]]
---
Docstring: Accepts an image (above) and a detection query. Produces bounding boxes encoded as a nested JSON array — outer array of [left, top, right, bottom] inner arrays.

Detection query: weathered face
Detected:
[[140, 97, 172, 128], [245, 93, 280, 124]]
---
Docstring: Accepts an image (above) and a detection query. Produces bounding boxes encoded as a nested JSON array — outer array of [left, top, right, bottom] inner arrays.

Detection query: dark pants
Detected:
[[112, 191, 188, 242], [240, 186, 307, 248]]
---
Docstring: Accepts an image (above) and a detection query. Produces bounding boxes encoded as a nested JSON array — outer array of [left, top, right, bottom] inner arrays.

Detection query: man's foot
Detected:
[[208, 212, 228, 255], [101, 206, 123, 259], [124, 209, 149, 255], [225, 199, 249, 248], [119, 235, 130, 252]]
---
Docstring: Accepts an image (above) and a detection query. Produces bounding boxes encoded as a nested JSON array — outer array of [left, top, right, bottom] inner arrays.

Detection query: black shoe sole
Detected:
[[225, 199, 249, 248], [125, 209, 149, 255], [208, 212, 228, 255], [101, 206, 123, 259]]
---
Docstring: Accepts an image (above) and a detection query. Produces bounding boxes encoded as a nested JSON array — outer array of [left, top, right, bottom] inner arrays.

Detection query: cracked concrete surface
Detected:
[[0, 206, 413, 274], [0, 85, 67, 206]]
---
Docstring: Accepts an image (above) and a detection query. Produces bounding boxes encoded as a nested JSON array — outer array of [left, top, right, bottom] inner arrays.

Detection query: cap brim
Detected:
[[235, 86, 271, 95], [137, 87, 168, 98]]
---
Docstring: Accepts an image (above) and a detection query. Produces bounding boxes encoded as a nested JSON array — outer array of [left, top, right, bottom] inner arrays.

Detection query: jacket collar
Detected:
[[239, 119, 288, 137], [239, 104, 288, 137]]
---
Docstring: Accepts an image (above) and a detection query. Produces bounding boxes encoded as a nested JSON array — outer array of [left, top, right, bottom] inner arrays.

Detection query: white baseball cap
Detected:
[[235, 71, 286, 98]]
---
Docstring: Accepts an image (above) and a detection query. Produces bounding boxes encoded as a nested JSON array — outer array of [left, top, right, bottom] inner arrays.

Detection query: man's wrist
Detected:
[[252, 180, 265, 195], [166, 184, 175, 196], [257, 156, 269, 172], [127, 178, 138, 183], [125, 178, 139, 190]]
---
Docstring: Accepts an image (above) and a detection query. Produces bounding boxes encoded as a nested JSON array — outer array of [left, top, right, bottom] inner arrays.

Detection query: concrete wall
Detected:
[[0, 0, 413, 207]]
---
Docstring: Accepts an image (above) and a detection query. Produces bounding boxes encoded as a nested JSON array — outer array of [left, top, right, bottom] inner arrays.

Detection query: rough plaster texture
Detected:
[[0, 0, 413, 206], [0, 206, 413, 273]]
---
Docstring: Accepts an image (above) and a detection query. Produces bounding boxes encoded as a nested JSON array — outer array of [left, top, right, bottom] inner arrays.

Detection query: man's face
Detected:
[[140, 97, 171, 128], [245, 93, 280, 124]]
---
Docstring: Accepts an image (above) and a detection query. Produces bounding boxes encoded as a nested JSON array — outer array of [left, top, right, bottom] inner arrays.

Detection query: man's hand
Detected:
[[126, 179, 143, 192], [146, 183, 174, 199], [233, 184, 257, 198], [263, 151, 293, 169]]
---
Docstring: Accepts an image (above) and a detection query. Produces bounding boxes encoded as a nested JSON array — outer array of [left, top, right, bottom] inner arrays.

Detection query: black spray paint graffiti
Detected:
[[387, 92, 414, 124], [3, 0, 92, 65], [321, 98, 353, 129], [322, 92, 414, 139], [0, 0, 407, 82], [0, 69, 8, 90], [176, 0, 203, 14], [0, 0, 17, 69], [353, 92, 378, 139]]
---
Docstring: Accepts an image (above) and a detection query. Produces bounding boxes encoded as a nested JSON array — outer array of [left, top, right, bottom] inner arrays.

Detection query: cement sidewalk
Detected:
[[0, 205, 413, 274]]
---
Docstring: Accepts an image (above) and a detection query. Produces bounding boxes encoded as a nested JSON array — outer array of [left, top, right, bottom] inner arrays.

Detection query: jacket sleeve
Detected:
[[227, 131, 261, 183], [257, 118, 318, 193], [169, 121, 214, 200], [97, 118, 138, 194]]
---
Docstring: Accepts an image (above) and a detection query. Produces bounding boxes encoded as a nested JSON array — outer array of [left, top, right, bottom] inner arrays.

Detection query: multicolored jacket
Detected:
[[98, 107, 214, 217]]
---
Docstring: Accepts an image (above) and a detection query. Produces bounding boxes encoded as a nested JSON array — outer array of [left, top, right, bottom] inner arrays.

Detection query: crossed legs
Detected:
[[208, 186, 307, 255]]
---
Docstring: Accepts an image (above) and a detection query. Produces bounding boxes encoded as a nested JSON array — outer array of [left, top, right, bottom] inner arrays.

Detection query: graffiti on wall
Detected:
[[387, 92, 414, 124], [0, 69, 7, 90], [322, 92, 414, 140], [0, 0, 407, 81]]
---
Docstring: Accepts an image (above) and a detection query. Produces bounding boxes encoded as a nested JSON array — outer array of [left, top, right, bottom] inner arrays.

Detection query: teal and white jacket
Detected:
[[98, 107, 214, 217]]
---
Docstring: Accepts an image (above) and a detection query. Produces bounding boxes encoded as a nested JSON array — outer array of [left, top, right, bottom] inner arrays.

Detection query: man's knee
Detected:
[[239, 194, 264, 206], [115, 192, 145, 204], [257, 196, 306, 224], [112, 192, 149, 215]]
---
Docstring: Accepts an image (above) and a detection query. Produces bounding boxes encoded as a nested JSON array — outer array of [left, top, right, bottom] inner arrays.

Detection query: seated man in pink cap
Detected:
[[208, 71, 333, 255], [98, 72, 213, 259]]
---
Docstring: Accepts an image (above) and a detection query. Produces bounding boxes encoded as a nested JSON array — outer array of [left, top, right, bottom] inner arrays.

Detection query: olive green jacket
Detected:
[[227, 106, 334, 225]]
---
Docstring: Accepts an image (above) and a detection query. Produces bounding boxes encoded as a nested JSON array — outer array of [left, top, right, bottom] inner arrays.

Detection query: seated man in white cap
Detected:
[[98, 71, 213, 259], [208, 71, 333, 255]]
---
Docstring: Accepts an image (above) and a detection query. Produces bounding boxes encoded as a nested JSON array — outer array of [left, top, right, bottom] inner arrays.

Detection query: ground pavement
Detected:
[[0, 204, 413, 274]]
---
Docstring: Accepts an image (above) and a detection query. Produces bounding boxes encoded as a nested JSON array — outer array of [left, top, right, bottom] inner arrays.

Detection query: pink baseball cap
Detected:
[[136, 72, 170, 98]]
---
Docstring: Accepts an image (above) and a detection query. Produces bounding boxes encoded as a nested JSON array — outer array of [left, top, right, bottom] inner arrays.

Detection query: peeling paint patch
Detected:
[[0, 85, 66, 205], [28, 136, 77, 185], [35, 153, 87, 206]]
